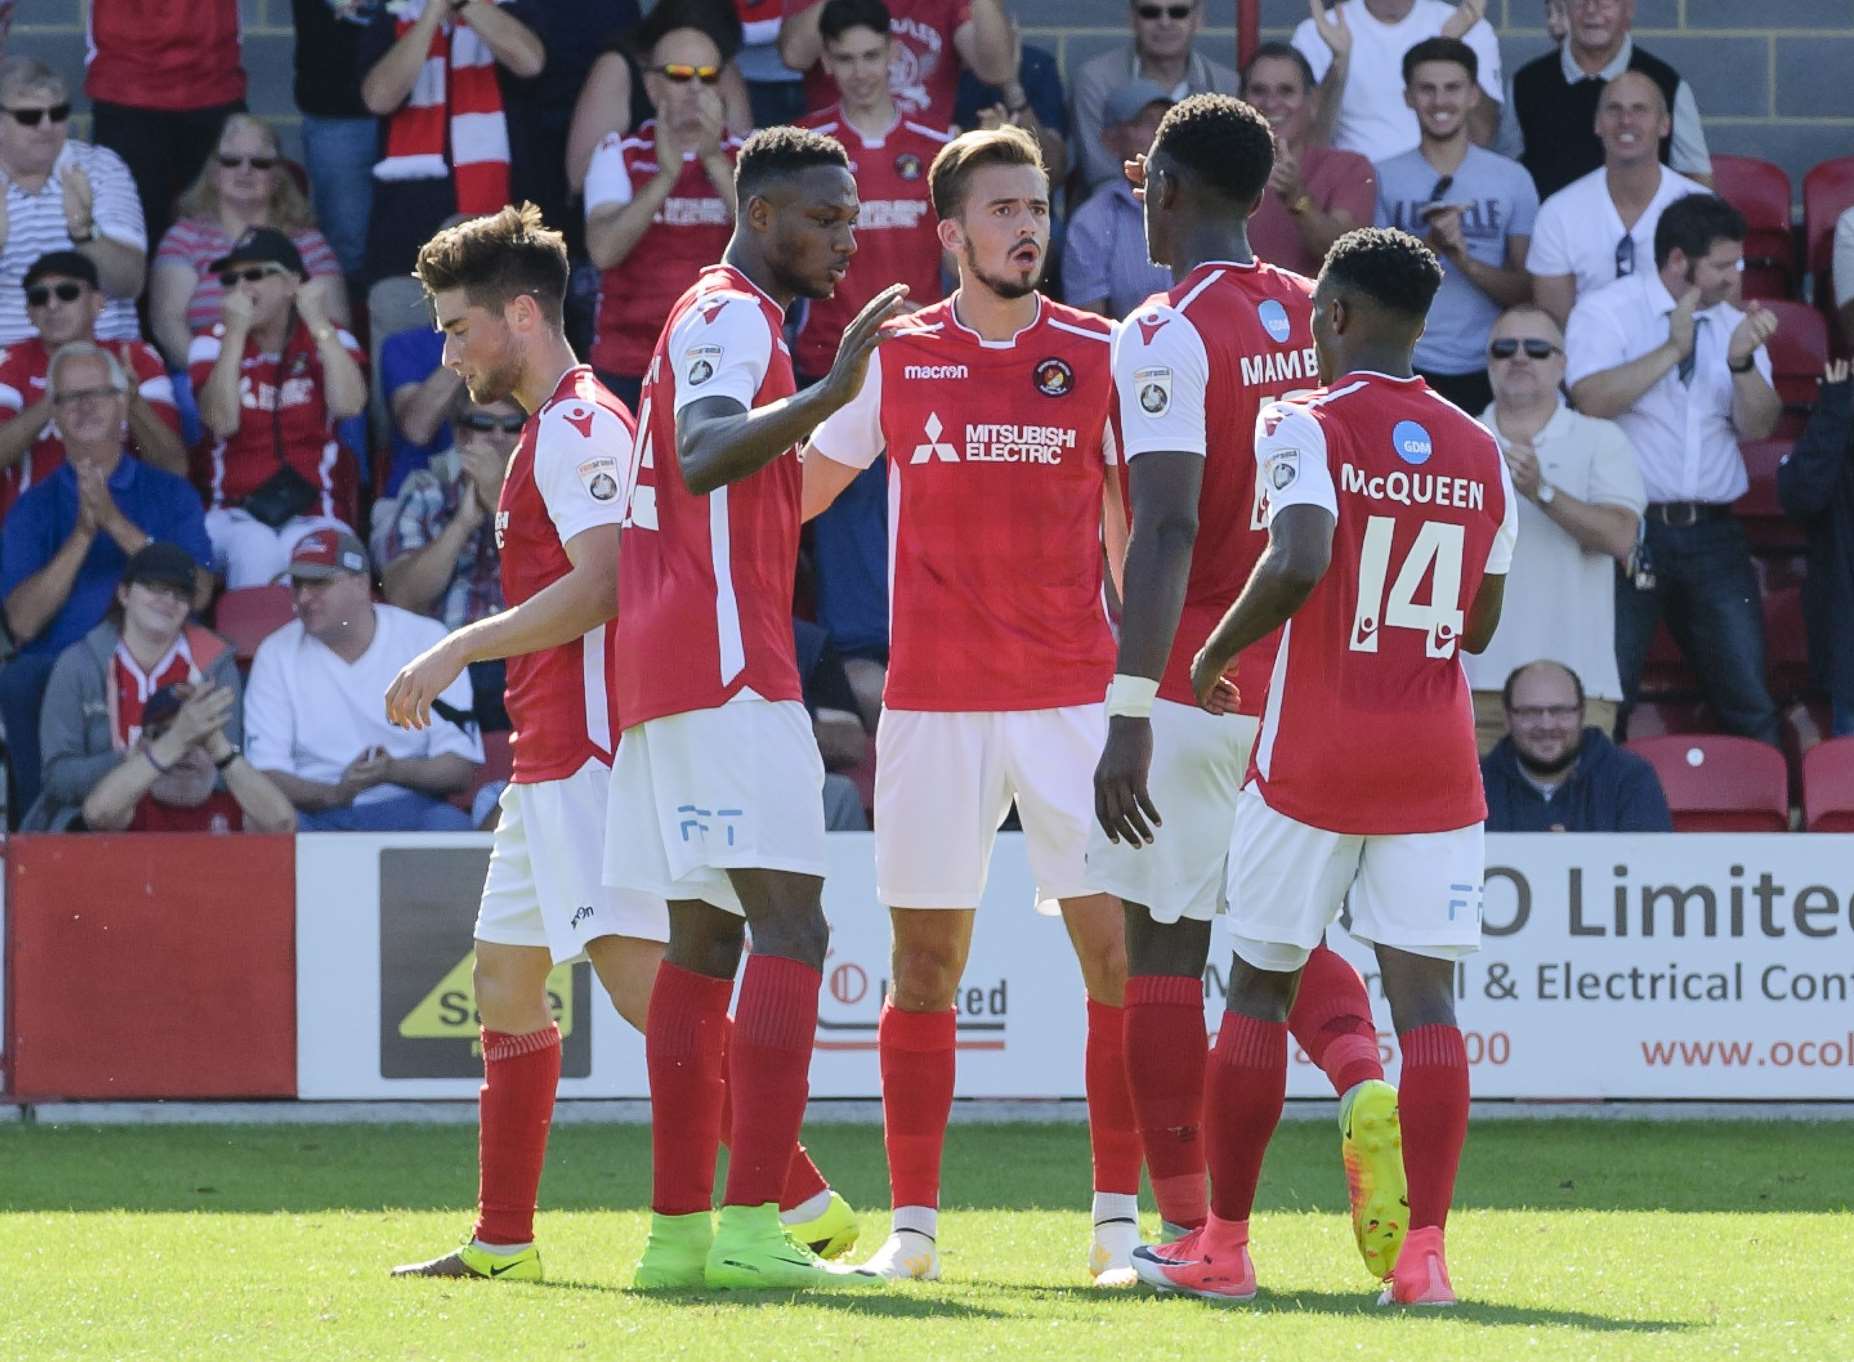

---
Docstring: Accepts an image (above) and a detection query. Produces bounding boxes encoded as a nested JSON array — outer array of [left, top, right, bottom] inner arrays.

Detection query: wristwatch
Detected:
[[70, 223, 97, 245], [1536, 481, 1557, 506], [1287, 193, 1313, 216], [214, 745, 242, 771], [1728, 354, 1756, 374]]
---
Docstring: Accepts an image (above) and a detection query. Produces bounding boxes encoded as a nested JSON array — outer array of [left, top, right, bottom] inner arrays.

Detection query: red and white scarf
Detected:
[[373, 0, 510, 214]]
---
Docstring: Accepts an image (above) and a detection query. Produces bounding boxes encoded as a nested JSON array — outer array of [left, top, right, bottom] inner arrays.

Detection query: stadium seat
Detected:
[[1802, 154, 1854, 322], [1760, 299, 1828, 416], [1736, 437, 1804, 553], [1712, 154, 1795, 300], [1639, 619, 1698, 697], [1762, 583, 1812, 700], [1801, 736, 1854, 831], [1625, 734, 1790, 832], [214, 585, 295, 663]]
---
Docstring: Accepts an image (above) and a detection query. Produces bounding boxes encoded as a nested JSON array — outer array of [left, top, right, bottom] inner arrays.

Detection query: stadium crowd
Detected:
[[0, 0, 1851, 836]]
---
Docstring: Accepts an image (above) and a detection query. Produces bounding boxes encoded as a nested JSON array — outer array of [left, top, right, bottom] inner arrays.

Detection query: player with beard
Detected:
[[606, 127, 908, 1291], [803, 125, 1139, 1284], [382, 203, 852, 1284]]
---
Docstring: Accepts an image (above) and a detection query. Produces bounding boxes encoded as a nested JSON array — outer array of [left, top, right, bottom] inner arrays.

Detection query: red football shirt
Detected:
[[0, 337, 178, 520], [584, 124, 742, 380], [109, 631, 207, 748], [793, 108, 948, 378], [735, 0, 783, 44], [810, 294, 1116, 711], [794, 0, 972, 125], [187, 321, 365, 520], [84, 0, 246, 110], [1113, 259, 1318, 712], [1248, 374, 1519, 834], [616, 265, 804, 727], [495, 365, 634, 784]]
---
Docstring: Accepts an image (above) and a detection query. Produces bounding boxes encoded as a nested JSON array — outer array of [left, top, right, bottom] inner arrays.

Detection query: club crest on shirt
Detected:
[[1134, 365, 1171, 414], [1034, 357, 1072, 397], [894, 151, 923, 180], [578, 455, 620, 501], [685, 343, 722, 386]]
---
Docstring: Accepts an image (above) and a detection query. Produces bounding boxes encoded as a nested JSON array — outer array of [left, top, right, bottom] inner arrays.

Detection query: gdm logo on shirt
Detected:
[[1257, 298, 1291, 344], [1392, 419, 1433, 466]]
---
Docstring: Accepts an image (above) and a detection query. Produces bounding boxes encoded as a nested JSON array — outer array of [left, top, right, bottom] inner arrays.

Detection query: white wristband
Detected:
[[1105, 673, 1159, 719]]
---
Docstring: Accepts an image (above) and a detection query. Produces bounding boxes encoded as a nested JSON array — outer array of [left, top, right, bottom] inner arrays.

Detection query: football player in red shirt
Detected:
[[1134, 227, 1516, 1305]]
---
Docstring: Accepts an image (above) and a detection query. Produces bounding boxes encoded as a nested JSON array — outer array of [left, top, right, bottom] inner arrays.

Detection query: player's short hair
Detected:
[[820, 0, 891, 44], [735, 125, 853, 204], [928, 125, 1044, 220], [1401, 35, 1478, 86], [1240, 41, 1316, 96], [1503, 660, 1585, 712], [1150, 93, 1273, 209], [1653, 193, 1746, 270], [414, 203, 569, 324], [1319, 227, 1444, 322]]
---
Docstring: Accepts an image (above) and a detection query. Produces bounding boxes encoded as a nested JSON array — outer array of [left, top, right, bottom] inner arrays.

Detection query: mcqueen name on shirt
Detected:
[[1340, 462, 1488, 511]]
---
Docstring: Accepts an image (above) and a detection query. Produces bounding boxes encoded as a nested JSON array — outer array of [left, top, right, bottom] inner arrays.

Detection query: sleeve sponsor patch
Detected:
[[1267, 448, 1299, 490], [1134, 365, 1172, 415], [577, 455, 621, 502], [684, 343, 723, 386]]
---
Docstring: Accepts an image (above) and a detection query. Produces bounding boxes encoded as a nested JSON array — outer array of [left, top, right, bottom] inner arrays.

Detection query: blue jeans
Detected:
[[298, 790, 472, 832], [0, 652, 58, 823], [300, 115, 379, 280], [1614, 513, 1780, 745]]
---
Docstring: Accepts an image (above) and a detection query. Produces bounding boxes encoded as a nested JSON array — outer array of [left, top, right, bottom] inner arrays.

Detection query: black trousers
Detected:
[[91, 100, 246, 257]]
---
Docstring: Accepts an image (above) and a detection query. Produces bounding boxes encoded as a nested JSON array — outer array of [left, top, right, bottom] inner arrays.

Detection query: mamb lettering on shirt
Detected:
[[1237, 296, 1319, 391]]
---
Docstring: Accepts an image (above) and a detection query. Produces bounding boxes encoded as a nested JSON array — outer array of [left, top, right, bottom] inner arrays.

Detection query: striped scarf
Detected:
[[373, 0, 510, 214]]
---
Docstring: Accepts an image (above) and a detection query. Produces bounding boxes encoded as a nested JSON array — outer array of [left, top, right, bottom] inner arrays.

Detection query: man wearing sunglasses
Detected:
[[0, 57, 146, 348], [1071, 0, 1238, 192], [0, 250, 185, 520]]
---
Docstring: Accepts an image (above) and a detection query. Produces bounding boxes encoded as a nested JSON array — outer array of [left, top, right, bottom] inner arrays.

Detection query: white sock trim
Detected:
[[1092, 1191, 1140, 1228], [891, 1205, 938, 1240], [471, 1238, 533, 1256]]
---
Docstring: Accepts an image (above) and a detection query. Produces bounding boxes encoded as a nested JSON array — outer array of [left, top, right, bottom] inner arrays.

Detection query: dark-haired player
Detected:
[[804, 125, 1137, 1285], [606, 127, 907, 1291], [1087, 93, 1405, 1279], [1132, 227, 1516, 1305]]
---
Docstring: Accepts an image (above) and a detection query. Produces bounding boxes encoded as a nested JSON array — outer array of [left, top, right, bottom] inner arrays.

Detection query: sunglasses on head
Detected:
[[458, 411, 525, 434], [1136, 3, 1193, 17], [218, 153, 278, 171], [651, 63, 722, 84], [6, 103, 70, 127], [25, 281, 84, 307], [218, 265, 286, 288], [1488, 337, 1561, 360]]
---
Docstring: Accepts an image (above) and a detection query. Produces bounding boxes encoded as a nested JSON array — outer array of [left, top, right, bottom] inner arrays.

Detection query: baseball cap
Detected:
[[121, 541, 199, 593], [24, 249, 100, 292], [208, 226, 308, 280], [1103, 79, 1175, 128], [288, 528, 369, 580]]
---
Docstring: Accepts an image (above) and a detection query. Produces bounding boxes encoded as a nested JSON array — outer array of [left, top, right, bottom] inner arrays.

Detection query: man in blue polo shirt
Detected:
[[1, 341, 209, 815]]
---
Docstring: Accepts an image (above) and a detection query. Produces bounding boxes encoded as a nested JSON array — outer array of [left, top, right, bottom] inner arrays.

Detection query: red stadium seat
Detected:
[[1736, 437, 1804, 553], [1712, 155, 1795, 300], [1802, 736, 1854, 831], [1625, 734, 1790, 832], [213, 585, 295, 663], [1759, 300, 1828, 438], [1802, 155, 1854, 313]]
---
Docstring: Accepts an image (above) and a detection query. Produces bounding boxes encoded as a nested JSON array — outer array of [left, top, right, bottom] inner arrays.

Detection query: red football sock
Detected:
[[1124, 974, 1208, 1228], [1398, 1024, 1470, 1232], [473, 1024, 562, 1245], [644, 962, 731, 1216], [715, 1017, 832, 1213], [878, 1000, 956, 1209], [1084, 999, 1142, 1196], [1204, 1012, 1288, 1224], [722, 954, 822, 1208], [1288, 942, 1384, 1097]]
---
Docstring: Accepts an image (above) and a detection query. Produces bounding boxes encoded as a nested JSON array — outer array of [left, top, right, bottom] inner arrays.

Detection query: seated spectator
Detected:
[[954, 16, 1069, 185], [796, 616, 871, 830], [1291, 0, 1502, 164], [0, 343, 211, 817], [24, 542, 294, 833], [782, 0, 1014, 128], [1482, 660, 1673, 832], [1462, 304, 1643, 751], [190, 228, 366, 588], [0, 250, 185, 519], [149, 115, 349, 372], [584, 21, 744, 410], [358, 0, 545, 283], [1525, 71, 1702, 327], [245, 528, 480, 831], [1241, 41, 1374, 277], [1062, 80, 1171, 318], [380, 320, 461, 498], [1566, 194, 1782, 746], [376, 393, 516, 732], [288, 0, 384, 282], [1499, 0, 1710, 200], [1374, 37, 1536, 413], [1779, 360, 1854, 738], [0, 56, 146, 346], [1071, 0, 1237, 192]]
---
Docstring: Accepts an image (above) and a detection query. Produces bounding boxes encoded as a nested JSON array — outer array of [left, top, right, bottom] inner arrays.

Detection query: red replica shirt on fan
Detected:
[[809, 294, 1116, 711], [1248, 374, 1519, 834], [794, 0, 971, 124], [793, 108, 948, 378], [735, 0, 783, 44], [187, 321, 365, 519], [616, 265, 804, 727], [0, 336, 178, 519], [584, 124, 742, 380], [496, 365, 634, 783], [85, 0, 246, 110], [1113, 259, 1317, 713]]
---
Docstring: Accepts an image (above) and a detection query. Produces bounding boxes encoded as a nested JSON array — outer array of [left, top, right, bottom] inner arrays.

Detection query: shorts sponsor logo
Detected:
[[1257, 298, 1292, 343], [676, 803, 743, 846], [1034, 357, 1073, 397], [1135, 364, 1171, 414], [903, 364, 968, 380], [577, 455, 620, 501], [1392, 419, 1434, 465]]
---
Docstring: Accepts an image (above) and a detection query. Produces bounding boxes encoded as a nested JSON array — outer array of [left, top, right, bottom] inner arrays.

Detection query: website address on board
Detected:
[[1641, 1034, 1854, 1067]]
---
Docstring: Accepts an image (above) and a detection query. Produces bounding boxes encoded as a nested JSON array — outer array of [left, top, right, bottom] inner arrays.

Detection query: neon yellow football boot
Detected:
[[1340, 1078, 1408, 1280], [705, 1203, 885, 1290], [783, 1189, 861, 1260], [633, 1210, 713, 1290]]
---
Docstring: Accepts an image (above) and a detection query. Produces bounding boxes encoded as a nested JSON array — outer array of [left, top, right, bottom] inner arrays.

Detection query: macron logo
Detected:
[[903, 364, 967, 380], [910, 412, 959, 463], [1137, 314, 1168, 346]]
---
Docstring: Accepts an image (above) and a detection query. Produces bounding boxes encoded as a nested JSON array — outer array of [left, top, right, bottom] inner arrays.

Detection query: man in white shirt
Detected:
[[1291, 0, 1503, 163], [1525, 69, 1702, 327], [246, 528, 482, 829], [1464, 303, 1644, 752], [1565, 193, 1783, 746]]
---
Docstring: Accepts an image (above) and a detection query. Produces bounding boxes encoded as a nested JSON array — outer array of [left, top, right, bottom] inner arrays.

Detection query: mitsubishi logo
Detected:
[[910, 411, 959, 464]]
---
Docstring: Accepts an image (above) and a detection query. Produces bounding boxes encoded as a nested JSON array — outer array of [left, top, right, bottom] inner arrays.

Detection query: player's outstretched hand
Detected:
[[820, 282, 910, 409], [385, 636, 466, 731], [1094, 716, 1160, 847], [1190, 647, 1239, 714]]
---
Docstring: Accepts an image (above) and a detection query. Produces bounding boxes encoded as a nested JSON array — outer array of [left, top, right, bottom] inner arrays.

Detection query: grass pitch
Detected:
[[4, 1117, 1849, 1362]]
